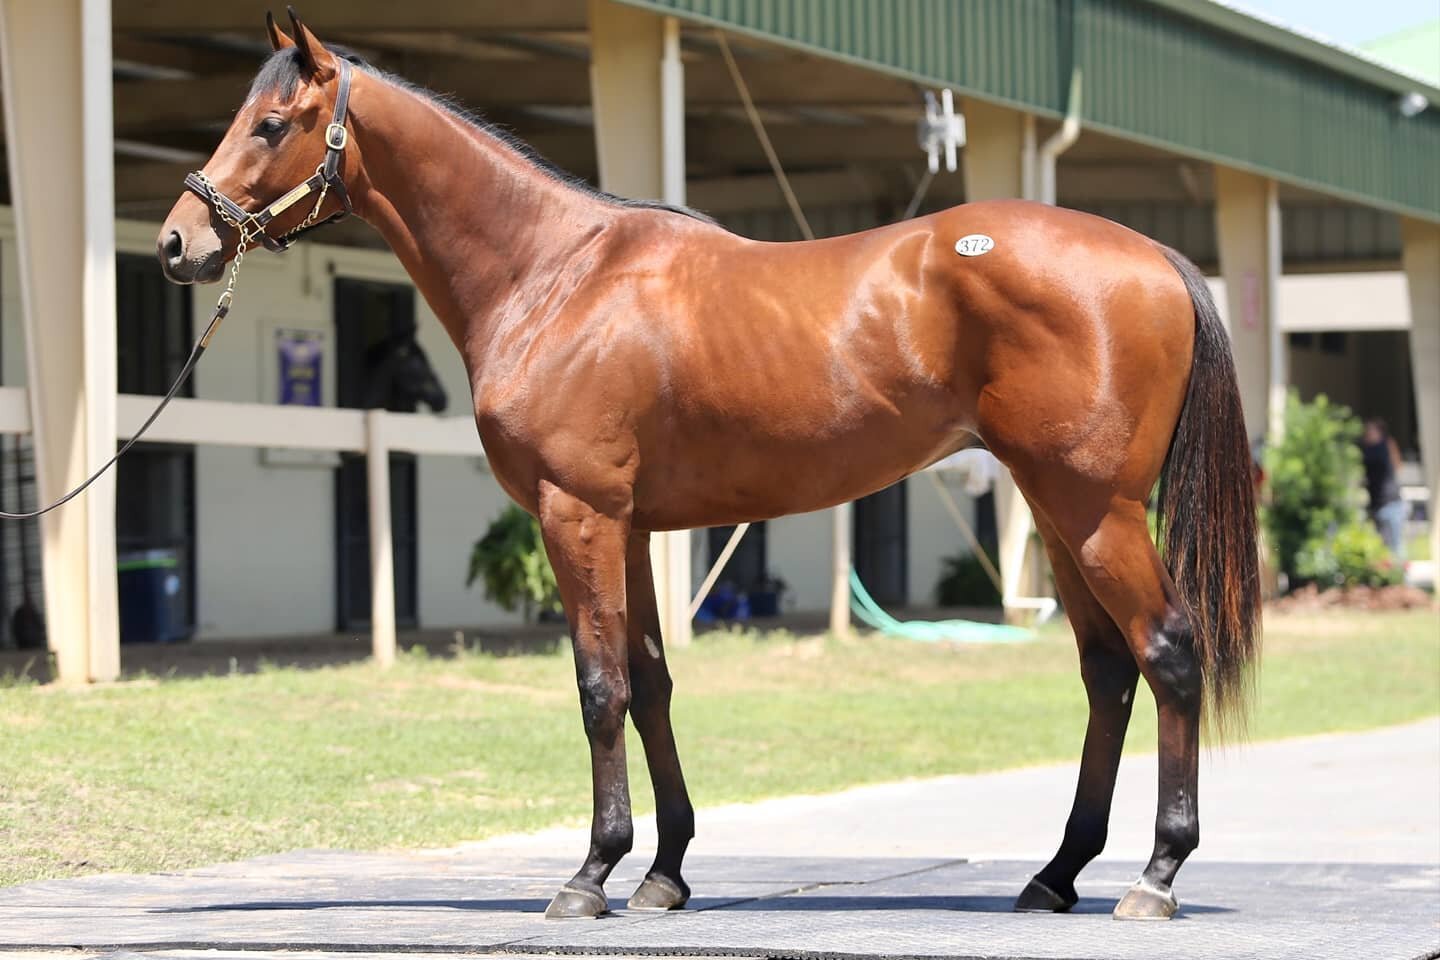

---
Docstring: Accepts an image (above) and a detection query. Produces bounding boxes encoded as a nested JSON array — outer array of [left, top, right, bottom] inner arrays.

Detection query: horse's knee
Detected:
[[1138, 609, 1200, 708], [577, 669, 630, 742]]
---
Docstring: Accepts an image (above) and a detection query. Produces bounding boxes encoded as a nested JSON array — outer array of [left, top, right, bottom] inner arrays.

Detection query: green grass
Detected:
[[1, 610, 1436, 886]]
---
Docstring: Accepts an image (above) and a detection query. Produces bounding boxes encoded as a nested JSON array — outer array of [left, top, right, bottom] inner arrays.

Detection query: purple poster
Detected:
[[277, 330, 323, 406]]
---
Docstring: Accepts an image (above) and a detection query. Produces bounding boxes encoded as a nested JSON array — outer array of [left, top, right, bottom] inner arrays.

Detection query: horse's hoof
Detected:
[[1013, 877, 1075, 913], [627, 873, 690, 911], [1112, 879, 1178, 920], [544, 884, 608, 919]]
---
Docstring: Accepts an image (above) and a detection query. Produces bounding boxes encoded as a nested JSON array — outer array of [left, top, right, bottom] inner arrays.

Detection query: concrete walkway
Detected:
[[458, 716, 1440, 866], [3, 719, 1437, 960]]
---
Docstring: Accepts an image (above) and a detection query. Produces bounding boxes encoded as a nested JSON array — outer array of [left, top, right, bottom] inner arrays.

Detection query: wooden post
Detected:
[[589, 0, 692, 646], [0, 0, 120, 682], [1402, 218, 1440, 592], [1215, 166, 1285, 442], [960, 98, 1044, 624], [829, 501, 852, 638], [366, 410, 396, 668]]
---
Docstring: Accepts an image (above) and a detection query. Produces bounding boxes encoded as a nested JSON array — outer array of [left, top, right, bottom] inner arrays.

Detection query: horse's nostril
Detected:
[[163, 230, 184, 264]]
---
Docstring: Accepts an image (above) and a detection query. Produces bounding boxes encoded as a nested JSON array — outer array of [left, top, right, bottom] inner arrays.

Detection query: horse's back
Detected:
[[617, 202, 1189, 526]]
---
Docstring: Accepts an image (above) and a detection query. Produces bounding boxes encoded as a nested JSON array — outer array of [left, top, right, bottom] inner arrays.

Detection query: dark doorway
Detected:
[[854, 480, 908, 607], [0, 241, 46, 650], [115, 252, 197, 640], [334, 277, 419, 630], [706, 521, 768, 592]]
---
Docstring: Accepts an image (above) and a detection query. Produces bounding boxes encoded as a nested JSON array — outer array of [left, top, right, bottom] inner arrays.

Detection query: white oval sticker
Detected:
[[955, 234, 995, 257]]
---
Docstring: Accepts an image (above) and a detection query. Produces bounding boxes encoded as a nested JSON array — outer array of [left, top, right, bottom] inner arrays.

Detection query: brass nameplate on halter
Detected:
[[267, 181, 315, 218]]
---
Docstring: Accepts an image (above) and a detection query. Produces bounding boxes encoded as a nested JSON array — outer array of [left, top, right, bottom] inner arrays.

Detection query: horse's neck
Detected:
[[347, 76, 611, 360]]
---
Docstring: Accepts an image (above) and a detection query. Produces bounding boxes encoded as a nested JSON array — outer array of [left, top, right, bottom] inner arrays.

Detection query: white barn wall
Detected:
[[766, 509, 833, 613], [140, 225, 342, 638], [3, 211, 522, 638], [1277, 272, 1409, 331], [314, 245, 524, 632], [907, 476, 973, 607]]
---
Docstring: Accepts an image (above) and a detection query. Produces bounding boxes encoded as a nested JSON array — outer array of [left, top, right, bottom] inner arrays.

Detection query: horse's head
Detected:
[[365, 327, 449, 414], [158, 9, 357, 284], [394, 339, 449, 414]]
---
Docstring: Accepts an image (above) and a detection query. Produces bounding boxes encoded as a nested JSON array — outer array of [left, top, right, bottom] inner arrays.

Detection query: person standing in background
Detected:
[[1360, 417, 1407, 560]]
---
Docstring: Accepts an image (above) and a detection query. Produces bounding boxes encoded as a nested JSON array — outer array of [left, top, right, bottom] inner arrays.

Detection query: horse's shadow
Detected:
[[157, 894, 1231, 917]]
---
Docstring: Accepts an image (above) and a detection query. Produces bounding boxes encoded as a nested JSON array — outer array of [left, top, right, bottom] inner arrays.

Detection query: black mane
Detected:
[[249, 46, 716, 225]]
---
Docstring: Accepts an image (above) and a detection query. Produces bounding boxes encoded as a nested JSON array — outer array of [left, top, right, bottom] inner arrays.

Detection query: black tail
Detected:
[[1156, 246, 1262, 735]]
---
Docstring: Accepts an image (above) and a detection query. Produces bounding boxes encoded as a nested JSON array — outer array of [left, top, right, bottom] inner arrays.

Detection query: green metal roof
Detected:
[[619, 0, 1440, 223]]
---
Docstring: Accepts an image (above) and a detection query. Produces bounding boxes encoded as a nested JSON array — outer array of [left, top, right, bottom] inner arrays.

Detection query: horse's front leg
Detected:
[[623, 530, 694, 911], [537, 482, 634, 919]]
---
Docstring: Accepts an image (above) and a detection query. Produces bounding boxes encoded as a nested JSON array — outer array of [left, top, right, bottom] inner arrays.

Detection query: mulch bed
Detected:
[[1269, 582, 1436, 613]]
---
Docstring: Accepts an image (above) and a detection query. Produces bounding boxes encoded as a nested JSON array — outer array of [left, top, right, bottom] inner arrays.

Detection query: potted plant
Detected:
[[467, 505, 564, 623], [934, 549, 1002, 607]]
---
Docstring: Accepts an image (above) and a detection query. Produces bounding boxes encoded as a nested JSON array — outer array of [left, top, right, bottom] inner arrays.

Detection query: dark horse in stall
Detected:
[[158, 11, 1260, 923], [365, 324, 447, 414]]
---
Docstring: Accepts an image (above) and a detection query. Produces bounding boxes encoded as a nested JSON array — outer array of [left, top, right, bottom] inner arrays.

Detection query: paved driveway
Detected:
[[3, 719, 1437, 960]]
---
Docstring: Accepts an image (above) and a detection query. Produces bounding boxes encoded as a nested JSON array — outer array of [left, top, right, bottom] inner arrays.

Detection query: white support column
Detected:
[[1214, 166, 1285, 442], [960, 98, 1045, 624], [829, 502, 852, 638], [1401, 218, 1440, 581], [588, 0, 692, 647], [366, 411, 397, 668], [0, 0, 119, 683]]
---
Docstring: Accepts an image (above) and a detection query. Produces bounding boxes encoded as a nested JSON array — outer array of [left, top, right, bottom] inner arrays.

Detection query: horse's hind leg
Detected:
[[622, 530, 695, 910], [537, 484, 635, 919], [1051, 495, 1201, 920], [1015, 510, 1139, 913]]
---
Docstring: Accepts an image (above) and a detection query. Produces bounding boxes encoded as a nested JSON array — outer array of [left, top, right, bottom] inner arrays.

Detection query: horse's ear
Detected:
[[265, 11, 295, 52], [286, 6, 336, 82]]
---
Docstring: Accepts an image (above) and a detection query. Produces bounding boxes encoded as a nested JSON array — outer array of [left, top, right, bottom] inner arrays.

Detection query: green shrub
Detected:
[[1330, 520, 1403, 588], [1263, 392, 1362, 582], [934, 549, 1002, 607], [1263, 392, 1397, 591], [467, 505, 562, 622]]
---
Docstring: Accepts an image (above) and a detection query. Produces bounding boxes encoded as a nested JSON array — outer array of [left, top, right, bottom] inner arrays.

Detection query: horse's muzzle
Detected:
[[157, 226, 224, 285]]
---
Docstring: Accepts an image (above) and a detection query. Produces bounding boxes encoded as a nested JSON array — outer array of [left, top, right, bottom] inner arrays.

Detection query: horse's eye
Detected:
[[254, 117, 286, 139]]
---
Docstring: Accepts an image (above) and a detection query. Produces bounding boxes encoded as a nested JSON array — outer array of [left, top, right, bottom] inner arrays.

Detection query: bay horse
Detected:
[[158, 10, 1260, 922]]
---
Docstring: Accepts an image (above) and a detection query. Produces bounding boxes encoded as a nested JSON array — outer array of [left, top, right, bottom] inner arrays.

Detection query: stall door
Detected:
[[115, 253, 197, 640], [0, 244, 46, 649], [706, 522, 768, 592], [334, 278, 419, 630], [853, 480, 908, 607]]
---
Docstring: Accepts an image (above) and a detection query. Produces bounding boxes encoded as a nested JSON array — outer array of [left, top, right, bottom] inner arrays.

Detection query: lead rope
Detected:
[[0, 253, 243, 521]]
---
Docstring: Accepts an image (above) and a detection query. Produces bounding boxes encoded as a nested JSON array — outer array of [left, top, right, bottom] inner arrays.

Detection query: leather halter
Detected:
[[184, 58, 354, 253]]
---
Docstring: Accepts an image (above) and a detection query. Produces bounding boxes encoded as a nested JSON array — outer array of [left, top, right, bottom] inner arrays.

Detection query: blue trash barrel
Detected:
[[117, 549, 186, 644]]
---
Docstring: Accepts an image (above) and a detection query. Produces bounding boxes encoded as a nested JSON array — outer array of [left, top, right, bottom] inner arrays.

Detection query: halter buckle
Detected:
[[325, 122, 348, 150]]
